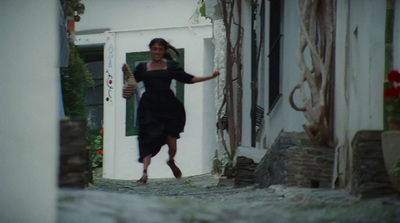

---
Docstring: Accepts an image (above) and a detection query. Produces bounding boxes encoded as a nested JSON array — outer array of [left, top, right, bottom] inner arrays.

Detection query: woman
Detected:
[[122, 38, 220, 184]]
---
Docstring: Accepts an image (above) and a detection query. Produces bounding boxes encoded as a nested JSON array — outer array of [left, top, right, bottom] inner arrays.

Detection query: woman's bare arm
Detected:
[[191, 71, 220, 83]]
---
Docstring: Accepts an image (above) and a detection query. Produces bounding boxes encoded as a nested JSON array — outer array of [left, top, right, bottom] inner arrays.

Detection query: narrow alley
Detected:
[[58, 174, 400, 223]]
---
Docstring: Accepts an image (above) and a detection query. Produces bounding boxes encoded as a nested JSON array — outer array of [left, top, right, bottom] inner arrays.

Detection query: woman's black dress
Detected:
[[133, 61, 194, 162]]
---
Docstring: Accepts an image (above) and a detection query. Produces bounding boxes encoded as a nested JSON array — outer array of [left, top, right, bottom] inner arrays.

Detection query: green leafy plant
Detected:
[[390, 156, 400, 185], [63, 0, 85, 21], [213, 151, 235, 177], [61, 43, 94, 118], [384, 70, 400, 120], [88, 129, 103, 168], [199, 0, 209, 19], [253, 183, 260, 189]]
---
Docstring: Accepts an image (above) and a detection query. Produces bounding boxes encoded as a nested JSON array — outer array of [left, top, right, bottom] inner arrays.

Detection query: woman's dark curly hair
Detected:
[[148, 38, 180, 61]]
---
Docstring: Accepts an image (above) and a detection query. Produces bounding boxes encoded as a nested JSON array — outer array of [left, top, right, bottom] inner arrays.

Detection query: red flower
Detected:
[[100, 129, 104, 135], [387, 70, 400, 82], [384, 86, 400, 99], [97, 150, 103, 155]]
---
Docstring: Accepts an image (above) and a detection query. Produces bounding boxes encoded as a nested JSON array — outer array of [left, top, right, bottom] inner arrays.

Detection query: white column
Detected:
[[103, 33, 117, 179], [241, 0, 253, 147], [333, 0, 350, 188], [0, 1, 59, 223], [333, 0, 386, 188]]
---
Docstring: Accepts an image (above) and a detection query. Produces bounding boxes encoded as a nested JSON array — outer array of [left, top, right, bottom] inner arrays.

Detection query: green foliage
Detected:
[[253, 183, 260, 189], [390, 156, 400, 184], [64, 0, 85, 21], [199, 0, 207, 18], [213, 151, 236, 177], [212, 156, 223, 174], [385, 98, 400, 120], [87, 129, 103, 168], [183, 180, 193, 186], [61, 43, 94, 118], [223, 161, 235, 178]]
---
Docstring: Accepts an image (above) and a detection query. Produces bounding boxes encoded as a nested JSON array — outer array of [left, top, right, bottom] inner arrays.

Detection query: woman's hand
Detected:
[[191, 71, 221, 83], [211, 71, 220, 78], [122, 63, 130, 73]]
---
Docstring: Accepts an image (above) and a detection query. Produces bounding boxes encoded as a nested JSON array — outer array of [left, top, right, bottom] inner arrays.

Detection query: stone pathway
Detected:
[[58, 174, 400, 223]]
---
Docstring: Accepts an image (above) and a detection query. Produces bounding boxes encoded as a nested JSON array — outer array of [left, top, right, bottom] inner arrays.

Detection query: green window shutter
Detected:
[[125, 49, 185, 136]]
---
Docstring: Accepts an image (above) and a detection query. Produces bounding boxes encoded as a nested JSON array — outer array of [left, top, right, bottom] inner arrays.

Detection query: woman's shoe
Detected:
[[167, 160, 182, 178], [137, 175, 148, 185]]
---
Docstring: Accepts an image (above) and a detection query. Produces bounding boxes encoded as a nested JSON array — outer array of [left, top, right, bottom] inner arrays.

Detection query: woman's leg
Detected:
[[166, 136, 182, 178], [142, 154, 151, 174], [166, 136, 177, 161], [138, 154, 151, 184]]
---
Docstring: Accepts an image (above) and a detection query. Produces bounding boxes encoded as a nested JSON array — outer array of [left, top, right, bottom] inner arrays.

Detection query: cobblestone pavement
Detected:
[[58, 174, 400, 223]]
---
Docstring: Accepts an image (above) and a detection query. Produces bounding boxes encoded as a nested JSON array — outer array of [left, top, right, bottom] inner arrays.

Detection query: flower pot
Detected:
[[381, 131, 400, 192], [388, 116, 400, 130]]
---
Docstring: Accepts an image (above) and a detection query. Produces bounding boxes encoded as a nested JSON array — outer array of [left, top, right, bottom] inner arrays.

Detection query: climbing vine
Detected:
[[216, 0, 244, 165], [289, 0, 336, 146]]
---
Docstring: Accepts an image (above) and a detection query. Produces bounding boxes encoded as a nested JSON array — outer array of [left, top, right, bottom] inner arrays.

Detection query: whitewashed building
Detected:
[[76, 0, 400, 187], [207, 0, 400, 188], [75, 0, 218, 179], [0, 1, 61, 223]]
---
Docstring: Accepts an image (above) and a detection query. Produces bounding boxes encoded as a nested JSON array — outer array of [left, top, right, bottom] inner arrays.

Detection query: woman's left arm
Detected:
[[191, 71, 220, 83]]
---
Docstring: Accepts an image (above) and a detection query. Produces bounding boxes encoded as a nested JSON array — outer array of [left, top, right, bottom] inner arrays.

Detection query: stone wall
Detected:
[[235, 157, 258, 187], [351, 130, 394, 198], [233, 146, 267, 187], [59, 118, 91, 188], [254, 132, 334, 188]]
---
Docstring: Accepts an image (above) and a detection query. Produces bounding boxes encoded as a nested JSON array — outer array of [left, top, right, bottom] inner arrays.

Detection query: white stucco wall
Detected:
[[210, 0, 387, 188], [262, 1, 307, 147], [260, 0, 386, 187], [241, 1, 253, 147], [103, 25, 213, 180], [202, 38, 218, 172], [333, 0, 351, 187], [259, 0, 385, 167], [0, 1, 59, 223], [211, 1, 305, 148], [207, 0, 306, 151], [334, 0, 386, 187], [75, 0, 216, 180], [210, 0, 307, 150], [347, 0, 385, 133], [209, 17, 227, 165], [76, 0, 208, 32]]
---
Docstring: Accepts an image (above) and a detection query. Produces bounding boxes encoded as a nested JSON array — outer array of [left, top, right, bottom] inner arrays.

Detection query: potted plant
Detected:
[[382, 70, 400, 191], [88, 129, 104, 178], [384, 69, 400, 130]]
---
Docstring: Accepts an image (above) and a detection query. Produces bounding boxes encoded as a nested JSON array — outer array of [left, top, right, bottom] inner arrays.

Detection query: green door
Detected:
[[125, 49, 185, 136]]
